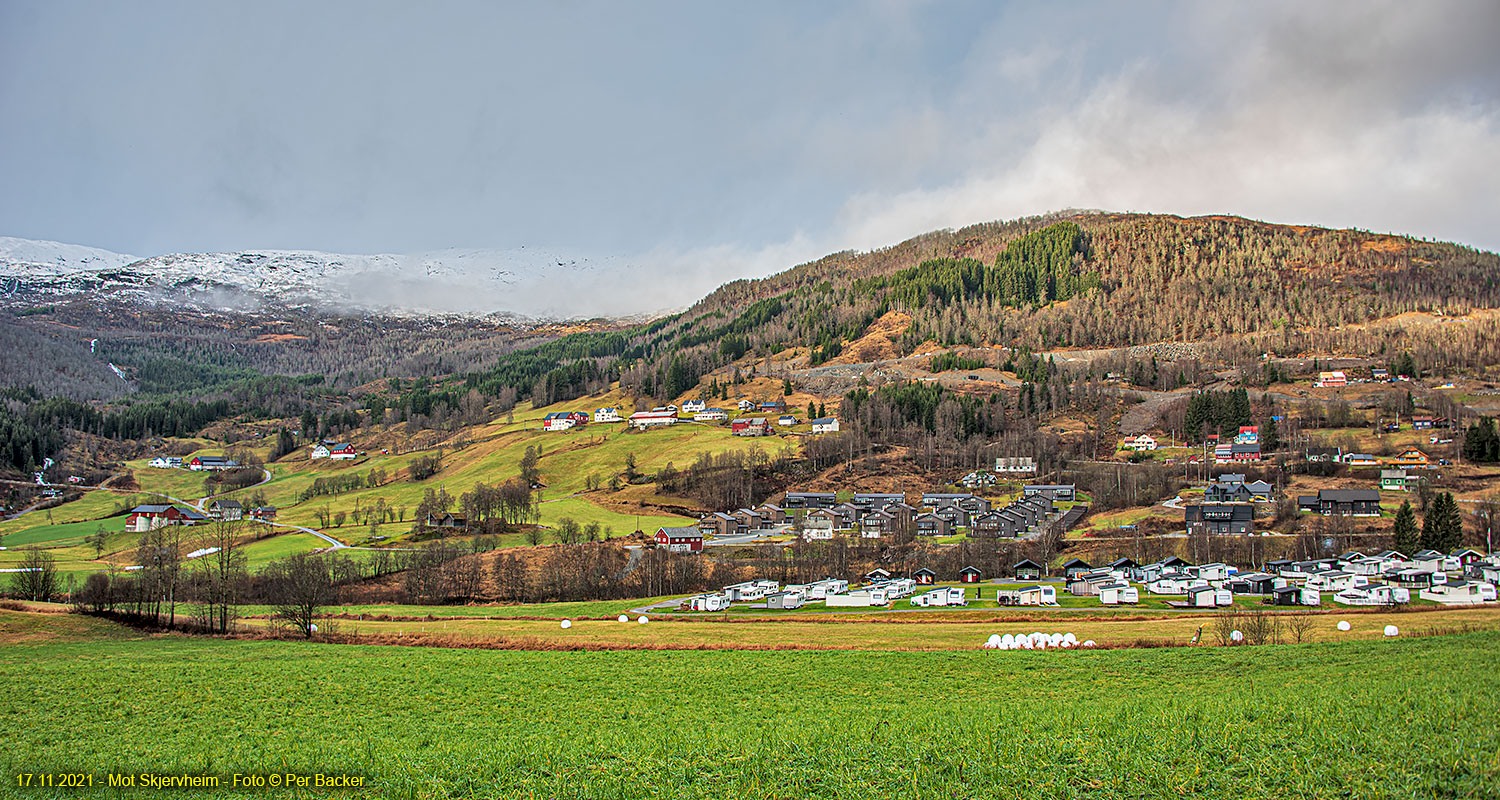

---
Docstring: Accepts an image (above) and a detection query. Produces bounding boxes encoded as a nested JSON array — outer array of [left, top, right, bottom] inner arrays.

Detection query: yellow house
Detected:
[[1385, 448, 1430, 468]]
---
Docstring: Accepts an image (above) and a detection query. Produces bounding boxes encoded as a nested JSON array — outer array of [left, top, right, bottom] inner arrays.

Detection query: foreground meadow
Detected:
[[1, 610, 1495, 799]]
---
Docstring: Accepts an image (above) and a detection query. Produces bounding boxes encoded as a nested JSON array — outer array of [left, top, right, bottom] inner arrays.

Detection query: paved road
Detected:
[[615, 545, 644, 579], [266, 519, 347, 550], [705, 530, 784, 547], [627, 597, 688, 614]]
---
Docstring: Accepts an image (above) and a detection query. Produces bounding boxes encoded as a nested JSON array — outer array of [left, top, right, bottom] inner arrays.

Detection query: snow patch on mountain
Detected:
[[0, 238, 666, 319], [0, 236, 138, 274]]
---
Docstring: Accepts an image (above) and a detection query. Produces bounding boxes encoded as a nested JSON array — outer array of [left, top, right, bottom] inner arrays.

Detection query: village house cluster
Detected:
[[652, 485, 1077, 556], [124, 501, 276, 532], [671, 548, 1500, 614], [537, 397, 841, 436], [147, 455, 242, 471], [1181, 467, 1439, 539]]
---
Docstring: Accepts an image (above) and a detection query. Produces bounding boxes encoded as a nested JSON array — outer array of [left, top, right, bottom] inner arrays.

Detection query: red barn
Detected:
[[655, 526, 704, 553], [124, 504, 188, 532]]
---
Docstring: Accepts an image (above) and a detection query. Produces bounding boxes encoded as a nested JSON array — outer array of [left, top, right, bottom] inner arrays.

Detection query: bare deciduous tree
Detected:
[[263, 553, 333, 638]]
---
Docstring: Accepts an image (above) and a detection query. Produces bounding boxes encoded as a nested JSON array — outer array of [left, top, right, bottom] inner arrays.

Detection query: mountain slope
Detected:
[[0, 239, 647, 319], [0, 236, 138, 274], [462, 211, 1500, 408]]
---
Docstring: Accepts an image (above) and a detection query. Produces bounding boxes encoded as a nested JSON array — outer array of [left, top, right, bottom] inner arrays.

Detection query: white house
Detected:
[[911, 587, 968, 607], [1332, 585, 1411, 606], [693, 408, 729, 422], [1190, 563, 1232, 582], [737, 398, 757, 411], [147, 456, 182, 469], [1419, 580, 1497, 605], [811, 417, 840, 434], [871, 578, 917, 599], [1016, 585, 1058, 606], [681, 399, 707, 414], [1147, 574, 1204, 595], [724, 580, 780, 601], [1411, 550, 1462, 573], [1185, 585, 1233, 607], [543, 417, 577, 432], [766, 590, 805, 610], [310, 442, 357, 460], [688, 592, 731, 612], [825, 588, 890, 607], [801, 509, 838, 539], [1345, 555, 1398, 576], [593, 407, 622, 423], [628, 410, 679, 430], [1125, 434, 1158, 451], [786, 579, 848, 599], [1098, 583, 1140, 605], [1306, 571, 1366, 592]]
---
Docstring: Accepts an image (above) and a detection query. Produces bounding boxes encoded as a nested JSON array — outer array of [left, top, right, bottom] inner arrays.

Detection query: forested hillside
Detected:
[[458, 212, 1500, 410], [4, 210, 1499, 481]]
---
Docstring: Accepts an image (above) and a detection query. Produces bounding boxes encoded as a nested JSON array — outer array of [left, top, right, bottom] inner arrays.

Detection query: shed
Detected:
[[1060, 558, 1092, 580], [1014, 559, 1044, 581]]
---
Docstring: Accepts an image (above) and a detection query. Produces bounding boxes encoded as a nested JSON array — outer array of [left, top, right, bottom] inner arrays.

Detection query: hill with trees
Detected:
[[457, 211, 1500, 410]]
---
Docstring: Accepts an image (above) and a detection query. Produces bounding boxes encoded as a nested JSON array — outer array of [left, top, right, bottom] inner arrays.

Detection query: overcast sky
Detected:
[[2, 1, 1498, 313]]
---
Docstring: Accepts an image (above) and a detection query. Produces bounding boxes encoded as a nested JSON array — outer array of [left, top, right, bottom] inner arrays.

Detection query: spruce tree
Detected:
[[1261, 417, 1280, 452], [1392, 500, 1419, 556], [1420, 504, 1438, 551], [1435, 492, 1464, 553]]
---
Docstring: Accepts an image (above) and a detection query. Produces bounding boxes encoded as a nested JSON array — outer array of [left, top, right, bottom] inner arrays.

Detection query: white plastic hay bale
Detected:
[[1020, 637, 1034, 650], [560, 619, 572, 629], [618, 614, 629, 623], [1063, 632, 1077, 645], [1384, 624, 1399, 637], [986, 634, 1001, 648], [1230, 630, 1244, 642], [1036, 638, 1048, 650], [1060, 640, 1073, 649], [1083, 640, 1096, 648], [1337, 620, 1351, 632], [1048, 633, 1063, 646], [1001, 633, 1015, 646], [637, 615, 649, 625]]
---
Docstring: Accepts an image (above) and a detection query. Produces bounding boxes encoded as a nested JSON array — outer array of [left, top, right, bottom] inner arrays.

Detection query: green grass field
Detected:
[[217, 411, 765, 538], [1, 610, 1495, 799], [0, 413, 770, 577], [245, 604, 1499, 650]]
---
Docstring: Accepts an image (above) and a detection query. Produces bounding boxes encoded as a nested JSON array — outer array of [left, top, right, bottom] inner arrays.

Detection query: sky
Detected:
[[2, 1, 1498, 316]]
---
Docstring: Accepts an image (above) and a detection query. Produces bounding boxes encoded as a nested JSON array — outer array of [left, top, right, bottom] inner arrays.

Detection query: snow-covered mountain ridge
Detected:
[[0, 236, 662, 320]]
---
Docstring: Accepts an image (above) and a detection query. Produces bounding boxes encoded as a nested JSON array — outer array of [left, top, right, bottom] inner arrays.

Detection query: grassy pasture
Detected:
[[219, 416, 764, 537], [0, 412, 764, 576], [1, 611, 1495, 799]]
